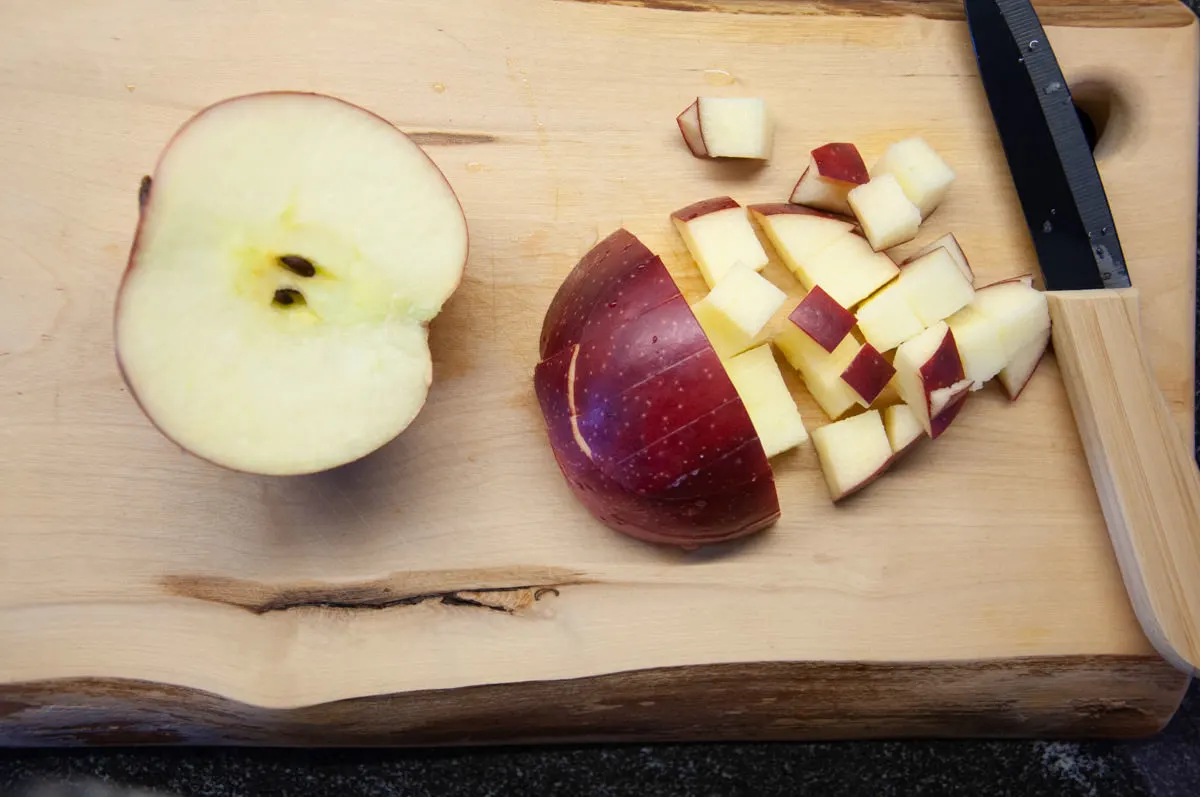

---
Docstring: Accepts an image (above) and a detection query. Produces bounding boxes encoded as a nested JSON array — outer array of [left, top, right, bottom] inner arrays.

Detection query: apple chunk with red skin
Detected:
[[115, 92, 468, 475], [893, 322, 972, 438], [672, 197, 769, 288], [535, 229, 779, 548], [811, 410, 894, 502], [790, 143, 870, 216]]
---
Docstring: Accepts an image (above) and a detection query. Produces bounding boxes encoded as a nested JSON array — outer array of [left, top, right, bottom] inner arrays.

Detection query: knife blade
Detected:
[[965, 0, 1200, 675]]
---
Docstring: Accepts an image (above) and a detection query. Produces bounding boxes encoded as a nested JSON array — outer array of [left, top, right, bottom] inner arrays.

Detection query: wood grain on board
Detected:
[[0, 0, 1197, 743]]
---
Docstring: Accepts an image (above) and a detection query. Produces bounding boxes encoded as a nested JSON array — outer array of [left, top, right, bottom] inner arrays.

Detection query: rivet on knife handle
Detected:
[[1048, 288, 1200, 674]]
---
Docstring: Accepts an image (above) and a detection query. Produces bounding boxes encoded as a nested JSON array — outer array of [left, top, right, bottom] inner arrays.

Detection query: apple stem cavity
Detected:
[[272, 288, 306, 308], [278, 254, 317, 278]]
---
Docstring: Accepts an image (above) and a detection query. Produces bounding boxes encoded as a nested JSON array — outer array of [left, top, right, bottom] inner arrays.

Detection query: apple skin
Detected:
[[676, 100, 707, 158], [671, 195, 741, 223], [115, 92, 469, 475], [929, 381, 971, 438], [840, 343, 895, 405], [919, 330, 969, 440], [535, 229, 780, 547], [811, 143, 869, 185], [788, 285, 855, 353], [539, 228, 674, 359]]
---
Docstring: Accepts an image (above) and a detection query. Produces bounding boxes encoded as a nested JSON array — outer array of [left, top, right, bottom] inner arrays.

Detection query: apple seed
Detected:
[[272, 288, 306, 308], [138, 176, 152, 210], [279, 254, 317, 278]]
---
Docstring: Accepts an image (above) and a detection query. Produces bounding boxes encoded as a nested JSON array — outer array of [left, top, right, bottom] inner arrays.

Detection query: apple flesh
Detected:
[[883, 403, 925, 456], [893, 322, 970, 438], [854, 279, 925, 353], [787, 285, 855, 353], [114, 92, 468, 475], [791, 232, 900, 309], [749, 203, 855, 282], [724, 345, 809, 458], [911, 232, 973, 285], [871, 137, 956, 218], [998, 327, 1051, 399], [535, 229, 779, 547], [847, 174, 922, 252], [775, 324, 862, 421], [894, 246, 975, 327], [789, 143, 870, 215], [672, 197, 769, 287], [810, 410, 894, 501], [695, 97, 773, 159], [691, 263, 786, 359]]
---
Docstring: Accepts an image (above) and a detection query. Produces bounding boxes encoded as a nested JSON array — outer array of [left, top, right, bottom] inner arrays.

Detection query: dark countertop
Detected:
[[4, 1, 1200, 794]]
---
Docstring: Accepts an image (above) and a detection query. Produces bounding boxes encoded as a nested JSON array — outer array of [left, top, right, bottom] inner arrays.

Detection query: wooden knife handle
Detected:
[[1048, 287, 1200, 674]]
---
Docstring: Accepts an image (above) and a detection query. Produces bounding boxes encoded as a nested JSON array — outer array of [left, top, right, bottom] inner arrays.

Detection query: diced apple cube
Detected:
[[799, 232, 900, 309], [882, 403, 924, 456], [893, 322, 969, 438], [998, 327, 1051, 400], [871, 137, 956, 217], [789, 143, 870, 216], [811, 410, 894, 502], [749, 204, 855, 281], [895, 246, 975, 327], [787, 285, 856, 353], [854, 281, 925, 353], [775, 326, 862, 421], [847, 174, 922, 252], [692, 263, 787, 359], [970, 277, 1051, 358], [725, 344, 809, 458], [912, 233, 973, 285], [840, 343, 896, 406], [697, 97, 772, 159], [946, 305, 1008, 389], [672, 197, 769, 287]]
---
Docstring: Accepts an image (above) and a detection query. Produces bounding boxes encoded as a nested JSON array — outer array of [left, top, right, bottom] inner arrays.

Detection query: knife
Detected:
[[964, 0, 1200, 674]]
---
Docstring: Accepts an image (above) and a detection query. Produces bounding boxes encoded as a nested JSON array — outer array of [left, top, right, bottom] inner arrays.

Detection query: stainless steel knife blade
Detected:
[[964, 0, 1129, 290]]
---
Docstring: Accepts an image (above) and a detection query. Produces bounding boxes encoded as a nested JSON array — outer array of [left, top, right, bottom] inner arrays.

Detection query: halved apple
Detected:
[[811, 410, 894, 501], [535, 229, 779, 547], [870, 137, 956, 218], [893, 322, 970, 438], [789, 142, 870, 215], [115, 92, 469, 475], [672, 197, 769, 287], [847, 174, 922, 252]]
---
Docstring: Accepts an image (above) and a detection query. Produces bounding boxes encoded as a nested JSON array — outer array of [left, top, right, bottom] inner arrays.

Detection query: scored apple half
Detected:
[[115, 92, 469, 475], [535, 229, 780, 548]]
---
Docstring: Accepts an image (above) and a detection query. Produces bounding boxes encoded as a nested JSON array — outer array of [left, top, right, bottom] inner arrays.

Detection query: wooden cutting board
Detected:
[[1, 0, 1198, 745]]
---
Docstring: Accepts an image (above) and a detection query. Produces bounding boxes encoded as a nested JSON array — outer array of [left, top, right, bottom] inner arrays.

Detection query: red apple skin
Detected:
[[919, 329, 966, 393], [788, 285, 856, 353], [534, 230, 780, 547], [811, 143, 869, 185], [115, 91, 469, 475], [748, 202, 845, 222], [676, 100, 706, 158], [929, 383, 971, 438], [840, 344, 895, 405], [539, 229, 676, 360], [671, 196, 741, 223]]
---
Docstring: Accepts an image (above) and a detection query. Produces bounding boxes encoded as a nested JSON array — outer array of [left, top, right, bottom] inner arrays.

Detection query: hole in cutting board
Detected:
[[1069, 78, 1131, 159]]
